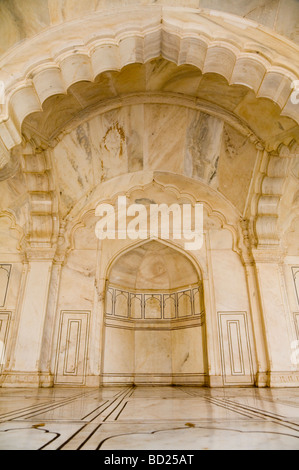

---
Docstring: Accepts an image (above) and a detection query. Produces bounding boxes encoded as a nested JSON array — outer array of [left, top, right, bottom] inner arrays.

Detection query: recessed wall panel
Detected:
[[0, 265, 11, 308], [218, 312, 253, 385], [55, 311, 89, 385]]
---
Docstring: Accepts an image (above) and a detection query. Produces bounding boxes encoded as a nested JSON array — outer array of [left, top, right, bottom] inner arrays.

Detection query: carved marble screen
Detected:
[[105, 284, 204, 322]]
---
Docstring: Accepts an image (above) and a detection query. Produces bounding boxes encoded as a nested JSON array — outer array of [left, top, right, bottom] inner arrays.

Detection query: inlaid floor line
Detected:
[[47, 390, 126, 450], [76, 424, 104, 451], [178, 390, 299, 430], [0, 395, 86, 422], [102, 387, 135, 422], [53, 387, 134, 451], [75, 388, 135, 450], [207, 397, 299, 435], [206, 397, 272, 421], [88, 387, 133, 423], [22, 390, 98, 421], [2, 387, 299, 450], [38, 430, 62, 451], [95, 425, 211, 451], [176, 387, 207, 398], [0, 400, 58, 421], [221, 398, 299, 431], [4, 389, 97, 423], [95, 423, 299, 451], [247, 395, 299, 411], [205, 397, 257, 420], [222, 397, 298, 421], [81, 400, 110, 420], [114, 401, 128, 421], [261, 398, 299, 410], [55, 422, 91, 451], [0, 391, 88, 420], [9, 416, 299, 451], [0, 424, 62, 451]]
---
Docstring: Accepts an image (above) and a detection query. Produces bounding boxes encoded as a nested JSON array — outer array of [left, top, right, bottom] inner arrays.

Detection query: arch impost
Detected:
[[251, 247, 287, 265]]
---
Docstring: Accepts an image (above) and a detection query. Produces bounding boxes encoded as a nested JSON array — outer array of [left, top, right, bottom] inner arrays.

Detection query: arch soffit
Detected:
[[104, 237, 204, 285], [0, 7, 299, 167]]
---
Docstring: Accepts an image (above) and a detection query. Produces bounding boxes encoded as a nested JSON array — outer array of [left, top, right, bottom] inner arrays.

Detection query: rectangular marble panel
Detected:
[[115, 290, 129, 318], [294, 313, 299, 340], [130, 294, 142, 319], [193, 286, 204, 315], [55, 311, 89, 385], [177, 290, 192, 318], [0, 312, 10, 373], [0, 265, 11, 307], [218, 312, 253, 385], [106, 288, 114, 316], [64, 321, 81, 375], [144, 295, 162, 320], [163, 294, 176, 319], [292, 267, 299, 307]]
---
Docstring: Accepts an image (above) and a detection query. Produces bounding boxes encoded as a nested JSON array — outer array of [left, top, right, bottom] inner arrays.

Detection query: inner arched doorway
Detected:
[[102, 240, 207, 385]]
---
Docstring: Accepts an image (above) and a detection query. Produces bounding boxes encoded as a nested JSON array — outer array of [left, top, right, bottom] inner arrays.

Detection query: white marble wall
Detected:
[[103, 283, 205, 385], [0, 0, 298, 391], [0, 135, 298, 388], [0, 213, 23, 379], [1, 196, 299, 387], [103, 325, 206, 385]]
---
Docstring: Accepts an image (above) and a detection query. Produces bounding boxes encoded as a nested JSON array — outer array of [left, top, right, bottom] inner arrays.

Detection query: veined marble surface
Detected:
[[0, 386, 299, 450]]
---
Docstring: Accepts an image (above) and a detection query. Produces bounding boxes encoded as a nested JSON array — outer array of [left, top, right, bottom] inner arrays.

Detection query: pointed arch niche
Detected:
[[102, 239, 207, 385]]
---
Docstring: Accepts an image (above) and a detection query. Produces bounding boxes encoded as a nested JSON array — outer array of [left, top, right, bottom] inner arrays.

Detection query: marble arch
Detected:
[[50, 175, 258, 388], [0, 2, 299, 390], [101, 238, 207, 386], [65, 172, 240, 240], [0, 7, 299, 168]]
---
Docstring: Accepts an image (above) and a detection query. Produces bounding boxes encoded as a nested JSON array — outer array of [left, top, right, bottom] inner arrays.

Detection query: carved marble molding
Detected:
[[0, 7, 298, 169], [255, 142, 297, 248], [105, 284, 205, 329], [21, 144, 58, 250], [64, 172, 241, 261], [0, 146, 20, 182], [251, 247, 287, 265], [0, 210, 24, 253]]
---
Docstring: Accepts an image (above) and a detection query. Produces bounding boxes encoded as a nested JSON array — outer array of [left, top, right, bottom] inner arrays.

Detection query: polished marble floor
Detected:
[[0, 386, 299, 450]]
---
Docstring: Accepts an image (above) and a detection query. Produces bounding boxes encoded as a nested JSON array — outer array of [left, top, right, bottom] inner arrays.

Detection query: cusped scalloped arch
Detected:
[[0, 7, 298, 168]]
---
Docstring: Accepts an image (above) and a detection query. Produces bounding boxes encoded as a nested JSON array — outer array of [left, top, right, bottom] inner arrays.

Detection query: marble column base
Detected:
[[85, 375, 101, 387], [208, 375, 224, 387], [255, 372, 269, 388]]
